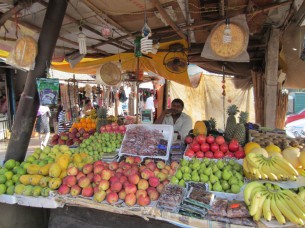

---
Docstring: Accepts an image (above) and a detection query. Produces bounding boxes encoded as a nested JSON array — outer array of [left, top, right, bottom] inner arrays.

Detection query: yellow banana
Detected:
[[253, 192, 268, 221], [270, 194, 286, 225], [244, 182, 265, 206], [261, 164, 279, 181], [249, 191, 265, 216], [262, 196, 272, 222], [246, 153, 263, 168], [282, 194, 305, 220], [243, 159, 250, 173], [276, 194, 304, 225], [253, 168, 262, 179], [272, 156, 299, 176], [282, 189, 305, 213], [269, 160, 292, 180]]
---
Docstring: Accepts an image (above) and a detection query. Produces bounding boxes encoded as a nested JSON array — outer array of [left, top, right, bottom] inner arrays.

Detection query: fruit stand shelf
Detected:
[[54, 195, 256, 228]]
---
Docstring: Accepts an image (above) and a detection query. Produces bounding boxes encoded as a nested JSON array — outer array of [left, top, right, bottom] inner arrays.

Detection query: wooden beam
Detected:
[[13, 19, 105, 54], [0, 0, 38, 27], [151, 0, 187, 41], [39, 0, 111, 56], [82, 0, 135, 39]]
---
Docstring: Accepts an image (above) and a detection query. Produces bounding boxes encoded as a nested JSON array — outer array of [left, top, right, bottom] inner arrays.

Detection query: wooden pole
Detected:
[[5, 0, 68, 162]]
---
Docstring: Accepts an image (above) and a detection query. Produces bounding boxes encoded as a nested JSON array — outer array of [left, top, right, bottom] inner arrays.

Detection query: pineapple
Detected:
[[233, 111, 249, 146], [209, 118, 217, 131], [224, 105, 239, 141], [96, 107, 108, 131]]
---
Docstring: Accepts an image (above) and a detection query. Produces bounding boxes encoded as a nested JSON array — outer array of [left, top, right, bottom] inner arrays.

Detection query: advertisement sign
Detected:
[[36, 78, 59, 105]]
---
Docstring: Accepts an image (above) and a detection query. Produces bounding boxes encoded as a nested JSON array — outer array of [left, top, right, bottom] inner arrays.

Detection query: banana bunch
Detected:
[[86, 109, 97, 119], [244, 182, 305, 225], [243, 153, 298, 181]]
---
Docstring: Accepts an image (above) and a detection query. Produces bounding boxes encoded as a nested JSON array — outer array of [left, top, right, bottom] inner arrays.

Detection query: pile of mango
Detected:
[[1, 145, 94, 197]]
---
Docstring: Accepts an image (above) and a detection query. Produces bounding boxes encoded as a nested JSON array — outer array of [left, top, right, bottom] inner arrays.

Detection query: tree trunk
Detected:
[[5, 0, 68, 162]]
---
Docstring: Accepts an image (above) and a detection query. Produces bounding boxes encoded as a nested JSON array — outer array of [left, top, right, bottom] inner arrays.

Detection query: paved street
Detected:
[[0, 135, 42, 163]]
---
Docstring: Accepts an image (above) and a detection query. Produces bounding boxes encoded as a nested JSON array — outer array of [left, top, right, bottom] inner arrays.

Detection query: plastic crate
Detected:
[[119, 124, 173, 161]]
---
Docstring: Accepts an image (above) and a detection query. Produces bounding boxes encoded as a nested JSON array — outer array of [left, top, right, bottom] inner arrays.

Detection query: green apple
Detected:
[[235, 173, 243, 181]]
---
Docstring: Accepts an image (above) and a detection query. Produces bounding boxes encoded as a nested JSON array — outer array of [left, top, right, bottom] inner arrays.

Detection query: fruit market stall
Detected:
[[3, 101, 305, 228]]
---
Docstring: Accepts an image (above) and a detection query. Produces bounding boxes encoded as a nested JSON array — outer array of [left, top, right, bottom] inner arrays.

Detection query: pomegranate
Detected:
[[200, 143, 210, 152], [219, 143, 228, 153], [206, 135, 215, 144], [215, 136, 225, 145], [214, 151, 224, 159], [228, 139, 239, 152], [205, 151, 214, 158], [210, 143, 219, 153], [184, 135, 193, 144], [190, 143, 200, 152], [195, 151, 204, 158], [235, 150, 245, 159], [195, 134, 206, 144], [224, 151, 234, 158], [185, 149, 195, 158]]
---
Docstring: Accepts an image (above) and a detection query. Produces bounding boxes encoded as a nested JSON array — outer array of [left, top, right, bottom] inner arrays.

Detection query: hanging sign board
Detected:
[[36, 78, 60, 105], [141, 109, 153, 124]]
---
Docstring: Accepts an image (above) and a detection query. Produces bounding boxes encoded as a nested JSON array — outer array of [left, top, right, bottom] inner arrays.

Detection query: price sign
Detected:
[[141, 109, 153, 124]]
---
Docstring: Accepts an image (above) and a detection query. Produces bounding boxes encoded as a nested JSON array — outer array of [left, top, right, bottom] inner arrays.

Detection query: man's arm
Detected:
[[179, 116, 193, 141], [154, 109, 172, 124]]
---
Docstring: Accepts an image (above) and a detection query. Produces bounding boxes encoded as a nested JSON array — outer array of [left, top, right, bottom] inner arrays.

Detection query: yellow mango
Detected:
[[73, 154, 82, 163], [59, 169, 67, 179], [49, 163, 62, 178], [56, 154, 70, 170], [26, 164, 40, 175], [38, 163, 52, 176], [19, 175, 32, 185], [29, 175, 43, 186], [48, 178, 62, 190]]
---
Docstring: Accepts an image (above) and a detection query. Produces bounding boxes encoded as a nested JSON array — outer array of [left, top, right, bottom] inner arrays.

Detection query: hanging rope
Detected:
[[222, 64, 226, 130]]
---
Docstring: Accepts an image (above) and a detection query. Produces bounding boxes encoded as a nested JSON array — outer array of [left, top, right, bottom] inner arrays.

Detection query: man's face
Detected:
[[171, 102, 183, 116]]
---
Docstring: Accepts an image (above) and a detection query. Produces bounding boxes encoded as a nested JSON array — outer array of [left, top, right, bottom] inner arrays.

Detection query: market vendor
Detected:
[[154, 98, 192, 141]]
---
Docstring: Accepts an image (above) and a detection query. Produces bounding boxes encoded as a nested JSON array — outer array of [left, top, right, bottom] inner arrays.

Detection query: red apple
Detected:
[[220, 143, 228, 153], [125, 193, 137, 206], [196, 151, 204, 158], [206, 135, 215, 144], [184, 135, 193, 144], [185, 148, 195, 158], [200, 143, 210, 152], [214, 151, 224, 159], [224, 151, 234, 158], [106, 192, 119, 204], [195, 134, 206, 144], [215, 135, 225, 145], [205, 151, 214, 158], [235, 150, 245, 159], [190, 142, 200, 152]]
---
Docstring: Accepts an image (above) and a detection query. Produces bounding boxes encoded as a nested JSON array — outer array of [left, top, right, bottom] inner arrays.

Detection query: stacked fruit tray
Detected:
[[119, 124, 173, 161]]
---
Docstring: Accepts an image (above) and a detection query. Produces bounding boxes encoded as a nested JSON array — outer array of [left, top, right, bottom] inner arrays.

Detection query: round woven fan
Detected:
[[210, 23, 246, 59], [13, 36, 37, 67], [96, 62, 122, 86]]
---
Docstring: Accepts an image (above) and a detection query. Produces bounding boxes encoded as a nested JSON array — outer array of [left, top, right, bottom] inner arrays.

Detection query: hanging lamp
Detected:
[[223, 18, 232, 44], [78, 26, 87, 54]]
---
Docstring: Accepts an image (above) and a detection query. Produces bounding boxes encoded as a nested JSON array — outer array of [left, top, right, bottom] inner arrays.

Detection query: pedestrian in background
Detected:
[[36, 105, 51, 148]]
